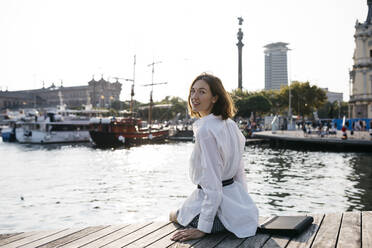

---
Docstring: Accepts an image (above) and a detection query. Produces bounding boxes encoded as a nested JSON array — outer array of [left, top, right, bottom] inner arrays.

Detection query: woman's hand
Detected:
[[170, 228, 206, 242]]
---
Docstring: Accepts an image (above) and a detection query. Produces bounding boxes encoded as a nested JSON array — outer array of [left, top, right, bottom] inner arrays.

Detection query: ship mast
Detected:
[[113, 55, 136, 118], [143, 61, 167, 133], [130, 55, 136, 117]]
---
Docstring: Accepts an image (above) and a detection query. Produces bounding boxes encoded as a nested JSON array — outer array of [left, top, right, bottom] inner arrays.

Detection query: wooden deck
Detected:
[[0, 211, 371, 248]]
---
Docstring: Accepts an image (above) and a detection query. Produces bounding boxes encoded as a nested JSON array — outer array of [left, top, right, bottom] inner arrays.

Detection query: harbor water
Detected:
[[0, 139, 371, 233]]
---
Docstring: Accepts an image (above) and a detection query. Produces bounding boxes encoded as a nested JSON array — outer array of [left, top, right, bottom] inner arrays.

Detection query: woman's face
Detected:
[[190, 80, 218, 117]]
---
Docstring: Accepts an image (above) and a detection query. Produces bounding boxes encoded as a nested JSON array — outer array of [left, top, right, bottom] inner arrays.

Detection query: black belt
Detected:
[[197, 178, 234, 189]]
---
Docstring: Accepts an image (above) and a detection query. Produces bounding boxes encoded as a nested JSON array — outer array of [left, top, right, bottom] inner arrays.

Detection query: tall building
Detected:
[[264, 42, 289, 90], [349, 0, 372, 118]]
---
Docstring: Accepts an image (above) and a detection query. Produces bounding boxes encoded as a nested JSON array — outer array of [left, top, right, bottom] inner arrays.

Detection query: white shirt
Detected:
[[177, 114, 259, 238]]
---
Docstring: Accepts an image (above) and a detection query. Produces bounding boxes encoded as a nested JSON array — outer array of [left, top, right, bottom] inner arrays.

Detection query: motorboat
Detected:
[[15, 112, 91, 144], [14, 106, 108, 144]]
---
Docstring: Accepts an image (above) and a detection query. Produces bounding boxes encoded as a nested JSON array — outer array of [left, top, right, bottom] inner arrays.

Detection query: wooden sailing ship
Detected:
[[89, 57, 169, 147]]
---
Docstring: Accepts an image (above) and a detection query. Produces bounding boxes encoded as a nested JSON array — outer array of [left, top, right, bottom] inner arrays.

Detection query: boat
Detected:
[[14, 106, 108, 144], [89, 116, 169, 146], [169, 124, 194, 141], [15, 112, 91, 144], [88, 56, 169, 147], [1, 122, 17, 142], [1, 110, 26, 142]]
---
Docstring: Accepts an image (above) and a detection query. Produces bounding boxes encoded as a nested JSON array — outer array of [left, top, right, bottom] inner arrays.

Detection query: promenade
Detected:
[[0, 211, 370, 248], [252, 130, 372, 151]]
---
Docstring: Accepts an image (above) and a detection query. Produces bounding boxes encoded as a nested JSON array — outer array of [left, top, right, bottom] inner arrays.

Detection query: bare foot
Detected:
[[169, 211, 178, 223], [171, 228, 206, 241]]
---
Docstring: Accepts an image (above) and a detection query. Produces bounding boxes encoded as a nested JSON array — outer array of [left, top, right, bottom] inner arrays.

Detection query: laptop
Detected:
[[258, 215, 314, 236]]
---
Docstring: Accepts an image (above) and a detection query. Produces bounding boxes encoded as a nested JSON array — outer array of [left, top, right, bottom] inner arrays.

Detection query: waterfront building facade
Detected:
[[264, 42, 289, 90], [349, 0, 372, 118], [322, 88, 344, 103], [0, 77, 121, 110]]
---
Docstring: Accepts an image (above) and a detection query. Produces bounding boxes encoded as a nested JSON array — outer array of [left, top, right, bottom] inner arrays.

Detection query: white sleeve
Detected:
[[196, 131, 223, 233], [234, 159, 248, 192], [233, 122, 248, 191]]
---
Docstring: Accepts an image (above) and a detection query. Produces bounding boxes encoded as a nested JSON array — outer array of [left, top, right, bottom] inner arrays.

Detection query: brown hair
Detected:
[[188, 73, 236, 120]]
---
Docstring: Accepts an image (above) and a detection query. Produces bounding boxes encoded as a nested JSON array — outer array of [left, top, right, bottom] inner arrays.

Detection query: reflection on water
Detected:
[[246, 144, 372, 216], [347, 155, 372, 211], [0, 140, 371, 233]]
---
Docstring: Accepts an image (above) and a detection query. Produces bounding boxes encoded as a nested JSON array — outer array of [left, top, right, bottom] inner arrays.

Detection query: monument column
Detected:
[[237, 17, 244, 90]]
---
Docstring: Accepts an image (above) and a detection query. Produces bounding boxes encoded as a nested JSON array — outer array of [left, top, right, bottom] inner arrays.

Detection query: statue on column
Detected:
[[238, 17, 244, 25]]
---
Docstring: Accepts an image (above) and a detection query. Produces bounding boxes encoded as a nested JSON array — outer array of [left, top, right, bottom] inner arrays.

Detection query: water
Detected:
[[0, 140, 371, 233]]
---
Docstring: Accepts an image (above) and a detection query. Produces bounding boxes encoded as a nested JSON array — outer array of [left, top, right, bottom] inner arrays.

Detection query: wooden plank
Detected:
[[164, 216, 270, 248], [362, 211, 372, 248], [0, 233, 22, 241], [57, 225, 128, 248], [102, 222, 168, 248], [213, 233, 245, 247], [337, 211, 361, 248], [37, 226, 107, 248], [280, 214, 324, 248], [188, 232, 230, 248], [19, 228, 83, 248], [125, 222, 181, 248], [261, 234, 291, 248], [152, 234, 201, 248], [145, 224, 196, 248], [260, 215, 293, 248], [238, 233, 270, 248], [1, 229, 65, 248], [81, 223, 150, 248], [311, 212, 342, 248], [0, 231, 43, 246]]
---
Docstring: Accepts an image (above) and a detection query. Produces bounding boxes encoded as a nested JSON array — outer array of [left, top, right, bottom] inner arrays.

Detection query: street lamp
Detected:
[[101, 95, 105, 108], [109, 96, 114, 108]]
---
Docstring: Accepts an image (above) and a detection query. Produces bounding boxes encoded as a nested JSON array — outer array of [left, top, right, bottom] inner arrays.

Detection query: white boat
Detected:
[[15, 112, 91, 144], [13, 105, 109, 144]]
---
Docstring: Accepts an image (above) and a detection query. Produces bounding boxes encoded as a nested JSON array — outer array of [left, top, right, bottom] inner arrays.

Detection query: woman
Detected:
[[170, 73, 259, 242]]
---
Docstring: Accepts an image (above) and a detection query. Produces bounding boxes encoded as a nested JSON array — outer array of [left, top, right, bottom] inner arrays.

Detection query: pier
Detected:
[[253, 130, 372, 151], [1, 211, 370, 247]]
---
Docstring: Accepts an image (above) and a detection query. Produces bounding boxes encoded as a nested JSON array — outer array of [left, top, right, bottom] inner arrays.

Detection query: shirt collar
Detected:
[[200, 113, 216, 121]]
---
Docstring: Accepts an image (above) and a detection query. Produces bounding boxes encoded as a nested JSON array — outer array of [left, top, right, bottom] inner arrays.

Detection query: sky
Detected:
[[0, 0, 368, 103]]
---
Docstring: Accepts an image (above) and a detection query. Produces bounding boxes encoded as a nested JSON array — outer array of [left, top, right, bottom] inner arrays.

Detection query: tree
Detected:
[[233, 93, 272, 119], [318, 101, 348, 119], [110, 100, 128, 111], [245, 94, 272, 120], [260, 90, 286, 115], [137, 96, 187, 122], [279, 81, 327, 118]]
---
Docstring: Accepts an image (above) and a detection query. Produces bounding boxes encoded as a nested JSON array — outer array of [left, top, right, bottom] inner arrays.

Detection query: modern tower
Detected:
[[264, 42, 289, 90], [349, 0, 372, 118]]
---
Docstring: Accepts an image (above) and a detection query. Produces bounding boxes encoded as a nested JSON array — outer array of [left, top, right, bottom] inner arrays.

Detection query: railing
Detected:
[[349, 93, 372, 101], [354, 57, 372, 67]]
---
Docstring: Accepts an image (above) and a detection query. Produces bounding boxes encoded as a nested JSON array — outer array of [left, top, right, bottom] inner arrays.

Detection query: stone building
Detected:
[[0, 77, 122, 110], [349, 0, 372, 118], [322, 88, 344, 103], [264, 42, 290, 90]]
